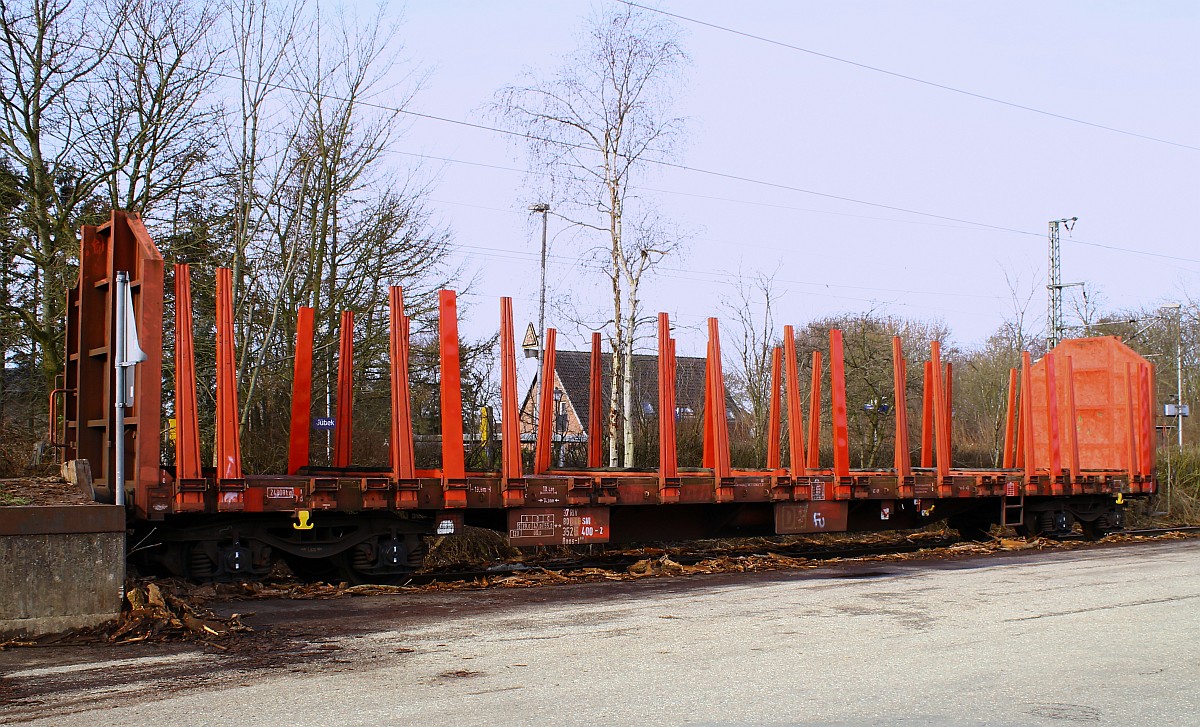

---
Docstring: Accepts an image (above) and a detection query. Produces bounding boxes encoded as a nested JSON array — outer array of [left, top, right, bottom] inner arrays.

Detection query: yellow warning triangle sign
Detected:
[[522, 323, 539, 350]]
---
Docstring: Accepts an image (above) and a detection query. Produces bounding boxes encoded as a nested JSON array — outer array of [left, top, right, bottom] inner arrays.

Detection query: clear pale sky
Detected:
[[371, 1, 1197, 360]]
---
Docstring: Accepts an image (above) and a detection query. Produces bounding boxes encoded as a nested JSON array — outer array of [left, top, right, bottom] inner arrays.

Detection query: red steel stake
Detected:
[[930, 341, 949, 480], [766, 345, 782, 471], [439, 290, 467, 483], [1002, 368, 1018, 469], [829, 330, 850, 479], [920, 360, 934, 468], [588, 332, 603, 468], [534, 328, 558, 474], [333, 311, 355, 468], [287, 306, 314, 475], [214, 268, 242, 480], [657, 313, 679, 481], [389, 288, 415, 481], [706, 319, 733, 488], [944, 361, 953, 457], [891, 336, 911, 478], [807, 351, 822, 470], [1021, 352, 1036, 481], [285, 307, 314, 479], [783, 326, 806, 476], [499, 297, 522, 484], [174, 264, 202, 481], [703, 342, 714, 470]]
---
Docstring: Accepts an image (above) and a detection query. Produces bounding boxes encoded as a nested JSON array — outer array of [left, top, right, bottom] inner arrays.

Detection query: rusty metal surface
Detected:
[[774, 501, 850, 534], [507, 506, 610, 546], [0, 505, 125, 536]]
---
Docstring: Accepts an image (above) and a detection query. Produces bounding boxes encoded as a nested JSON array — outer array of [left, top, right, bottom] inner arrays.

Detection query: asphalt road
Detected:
[[3, 539, 1199, 726]]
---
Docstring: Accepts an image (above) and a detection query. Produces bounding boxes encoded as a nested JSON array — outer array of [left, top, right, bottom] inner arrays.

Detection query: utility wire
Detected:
[[50, 36, 1200, 265], [616, 0, 1200, 153]]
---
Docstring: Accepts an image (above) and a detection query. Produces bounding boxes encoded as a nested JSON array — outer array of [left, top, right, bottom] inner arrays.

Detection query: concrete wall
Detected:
[[0, 506, 125, 638]]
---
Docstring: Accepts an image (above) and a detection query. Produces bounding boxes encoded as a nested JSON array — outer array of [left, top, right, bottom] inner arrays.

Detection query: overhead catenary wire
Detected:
[[614, 0, 1200, 153], [44, 36, 1200, 267]]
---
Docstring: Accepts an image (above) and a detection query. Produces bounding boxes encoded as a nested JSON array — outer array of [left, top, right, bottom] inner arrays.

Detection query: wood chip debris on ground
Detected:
[[0, 582, 252, 651]]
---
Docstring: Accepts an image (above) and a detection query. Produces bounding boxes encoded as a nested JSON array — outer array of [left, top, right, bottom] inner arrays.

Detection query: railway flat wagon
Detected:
[[53, 212, 1157, 581]]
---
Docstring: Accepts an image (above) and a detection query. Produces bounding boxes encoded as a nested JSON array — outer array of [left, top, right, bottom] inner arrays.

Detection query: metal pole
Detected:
[[1178, 312, 1184, 450], [530, 203, 550, 427], [113, 272, 128, 508]]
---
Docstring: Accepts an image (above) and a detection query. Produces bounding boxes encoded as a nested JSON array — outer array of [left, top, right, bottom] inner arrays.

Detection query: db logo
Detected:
[[812, 512, 826, 528]]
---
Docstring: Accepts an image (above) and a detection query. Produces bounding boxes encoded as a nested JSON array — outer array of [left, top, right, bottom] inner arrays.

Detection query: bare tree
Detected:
[[92, 0, 224, 219], [0, 0, 130, 390], [492, 5, 688, 466], [724, 270, 779, 464]]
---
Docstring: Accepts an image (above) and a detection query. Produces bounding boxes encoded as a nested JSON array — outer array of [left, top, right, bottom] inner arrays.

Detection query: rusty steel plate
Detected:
[[507, 506, 610, 546], [774, 501, 850, 534]]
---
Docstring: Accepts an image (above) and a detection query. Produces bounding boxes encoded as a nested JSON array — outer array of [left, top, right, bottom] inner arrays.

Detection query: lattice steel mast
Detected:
[[1046, 216, 1077, 349]]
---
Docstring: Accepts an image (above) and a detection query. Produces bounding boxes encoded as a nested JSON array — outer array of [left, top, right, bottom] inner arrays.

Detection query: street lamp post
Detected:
[[1161, 303, 1184, 449], [529, 203, 550, 433], [529, 203, 550, 361]]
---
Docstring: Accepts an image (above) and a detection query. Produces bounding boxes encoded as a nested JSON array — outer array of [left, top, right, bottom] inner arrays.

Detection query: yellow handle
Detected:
[[293, 510, 314, 530]]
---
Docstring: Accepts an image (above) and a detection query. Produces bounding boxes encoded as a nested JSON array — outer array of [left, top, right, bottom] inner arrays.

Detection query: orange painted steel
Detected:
[[214, 267, 243, 481], [1002, 368, 1018, 469], [588, 332, 604, 468], [498, 297, 523, 487], [65, 211, 163, 514], [1021, 352, 1036, 480], [1139, 364, 1154, 477], [1064, 356, 1081, 482], [944, 362, 953, 455], [702, 345, 714, 470], [287, 307, 315, 476], [63, 213, 1163, 552], [438, 290, 467, 488], [829, 329, 850, 479], [333, 311, 356, 468], [930, 341, 949, 479], [891, 336, 911, 478], [173, 264, 202, 481], [1124, 363, 1139, 479], [807, 350, 822, 470], [783, 325, 806, 476], [534, 328, 558, 475], [705, 318, 732, 486], [657, 313, 680, 483], [389, 288, 416, 482], [766, 346, 783, 471], [1044, 353, 1063, 491], [920, 360, 934, 468]]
